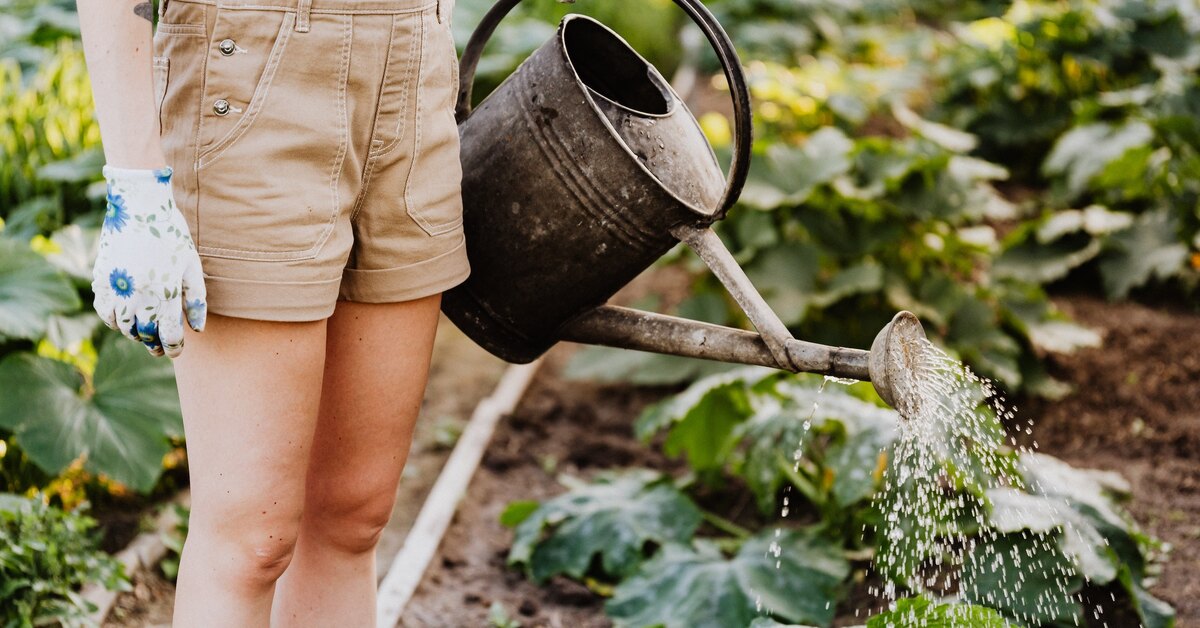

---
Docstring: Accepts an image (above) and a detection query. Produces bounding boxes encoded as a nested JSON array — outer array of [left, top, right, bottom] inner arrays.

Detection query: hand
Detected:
[[92, 164, 207, 357]]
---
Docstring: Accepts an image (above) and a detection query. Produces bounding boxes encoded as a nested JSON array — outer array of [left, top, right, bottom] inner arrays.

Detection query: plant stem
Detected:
[[700, 509, 752, 539]]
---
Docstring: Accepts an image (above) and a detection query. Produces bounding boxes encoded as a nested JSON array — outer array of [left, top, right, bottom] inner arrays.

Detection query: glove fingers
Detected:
[[134, 313, 166, 357], [91, 285, 119, 331], [181, 259, 208, 332], [159, 300, 186, 359], [115, 305, 141, 344]]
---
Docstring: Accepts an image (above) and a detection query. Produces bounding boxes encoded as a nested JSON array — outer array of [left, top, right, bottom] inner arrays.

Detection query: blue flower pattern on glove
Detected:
[[93, 164, 207, 358], [154, 166, 173, 185], [104, 191, 129, 232], [185, 298, 207, 332], [109, 268, 135, 298]]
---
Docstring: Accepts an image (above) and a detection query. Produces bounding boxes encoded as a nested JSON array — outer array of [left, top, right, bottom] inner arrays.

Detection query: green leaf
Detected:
[[41, 224, 98, 283], [1043, 122, 1154, 199], [960, 531, 1083, 625], [634, 368, 774, 471], [865, 595, 1009, 627], [0, 333, 182, 492], [745, 245, 821, 326], [507, 470, 701, 583], [606, 528, 849, 628], [740, 128, 854, 209], [1098, 208, 1190, 298], [0, 237, 80, 341], [1117, 566, 1176, 628], [499, 500, 539, 528]]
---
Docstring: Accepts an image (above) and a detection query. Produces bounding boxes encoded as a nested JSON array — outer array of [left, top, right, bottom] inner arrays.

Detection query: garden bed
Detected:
[[401, 293, 1200, 626]]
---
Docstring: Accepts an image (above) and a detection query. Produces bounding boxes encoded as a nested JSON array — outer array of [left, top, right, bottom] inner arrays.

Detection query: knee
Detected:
[[303, 484, 397, 555], [188, 510, 302, 590]]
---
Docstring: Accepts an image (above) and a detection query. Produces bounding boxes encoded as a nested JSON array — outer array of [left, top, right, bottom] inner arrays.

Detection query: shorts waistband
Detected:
[[166, 0, 435, 16]]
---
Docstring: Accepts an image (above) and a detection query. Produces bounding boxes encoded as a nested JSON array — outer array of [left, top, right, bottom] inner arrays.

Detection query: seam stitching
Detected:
[[368, 11, 418, 159]]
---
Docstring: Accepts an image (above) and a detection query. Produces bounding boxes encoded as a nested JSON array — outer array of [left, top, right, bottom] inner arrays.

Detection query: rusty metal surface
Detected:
[[442, 14, 728, 362], [559, 305, 872, 381]]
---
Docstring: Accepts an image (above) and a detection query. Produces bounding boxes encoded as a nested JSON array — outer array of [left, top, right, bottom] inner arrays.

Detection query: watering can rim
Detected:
[[553, 13, 723, 219]]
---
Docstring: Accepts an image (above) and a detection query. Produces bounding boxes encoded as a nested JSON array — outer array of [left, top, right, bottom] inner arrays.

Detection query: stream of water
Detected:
[[764, 338, 1107, 625]]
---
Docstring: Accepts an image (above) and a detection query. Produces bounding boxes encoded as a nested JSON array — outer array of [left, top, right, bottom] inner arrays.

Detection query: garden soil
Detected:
[[401, 294, 1200, 627]]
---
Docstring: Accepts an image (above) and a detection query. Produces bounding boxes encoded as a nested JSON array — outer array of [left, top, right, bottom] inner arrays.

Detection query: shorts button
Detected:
[[218, 38, 236, 55], [213, 98, 230, 115]]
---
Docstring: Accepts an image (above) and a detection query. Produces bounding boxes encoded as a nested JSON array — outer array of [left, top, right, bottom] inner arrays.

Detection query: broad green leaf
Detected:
[[1043, 122, 1154, 199], [42, 224, 98, 283], [507, 469, 701, 582], [865, 595, 1009, 627], [634, 366, 771, 443], [994, 236, 1102, 284], [1098, 208, 1189, 298], [731, 379, 898, 514], [745, 245, 821, 326], [0, 237, 80, 341], [984, 487, 1118, 582], [960, 531, 1083, 625], [0, 333, 182, 492], [1117, 566, 1176, 628], [1025, 320, 1101, 354], [606, 528, 850, 628], [740, 128, 854, 209]]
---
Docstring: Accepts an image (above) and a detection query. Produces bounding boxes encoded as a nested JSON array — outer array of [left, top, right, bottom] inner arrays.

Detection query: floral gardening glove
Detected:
[[93, 164, 207, 357]]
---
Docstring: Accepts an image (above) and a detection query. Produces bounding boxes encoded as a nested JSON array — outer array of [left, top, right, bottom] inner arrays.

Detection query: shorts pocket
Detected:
[[193, 10, 353, 261], [404, 6, 464, 237]]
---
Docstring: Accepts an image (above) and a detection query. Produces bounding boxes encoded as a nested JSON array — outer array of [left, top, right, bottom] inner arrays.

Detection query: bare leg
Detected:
[[271, 295, 442, 627], [170, 313, 327, 627]]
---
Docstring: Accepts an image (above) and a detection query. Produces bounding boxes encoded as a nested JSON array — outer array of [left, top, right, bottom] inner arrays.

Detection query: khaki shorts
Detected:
[[151, 0, 470, 321]]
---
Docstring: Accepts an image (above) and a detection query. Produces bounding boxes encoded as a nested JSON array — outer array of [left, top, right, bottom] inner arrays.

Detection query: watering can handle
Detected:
[[454, 0, 752, 219]]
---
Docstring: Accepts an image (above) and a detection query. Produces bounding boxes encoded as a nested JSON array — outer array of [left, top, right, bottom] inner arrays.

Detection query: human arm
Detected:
[[76, 0, 207, 357]]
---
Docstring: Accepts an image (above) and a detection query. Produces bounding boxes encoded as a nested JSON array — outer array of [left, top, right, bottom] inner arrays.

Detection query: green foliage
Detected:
[[606, 528, 849, 628], [864, 595, 1009, 627], [0, 331, 184, 493], [506, 369, 1174, 625], [506, 470, 701, 583], [0, 235, 79, 342], [158, 502, 189, 582], [0, 41, 103, 234], [0, 493, 129, 627]]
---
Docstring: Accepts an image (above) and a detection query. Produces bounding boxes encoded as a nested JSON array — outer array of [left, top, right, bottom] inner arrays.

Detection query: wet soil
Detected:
[[402, 294, 1200, 627]]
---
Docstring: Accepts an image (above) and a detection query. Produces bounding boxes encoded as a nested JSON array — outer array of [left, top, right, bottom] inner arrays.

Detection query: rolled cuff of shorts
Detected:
[[204, 274, 343, 322], [338, 238, 471, 303]]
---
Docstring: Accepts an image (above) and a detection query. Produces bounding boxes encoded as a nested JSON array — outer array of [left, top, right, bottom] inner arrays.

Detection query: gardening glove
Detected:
[[92, 164, 207, 358]]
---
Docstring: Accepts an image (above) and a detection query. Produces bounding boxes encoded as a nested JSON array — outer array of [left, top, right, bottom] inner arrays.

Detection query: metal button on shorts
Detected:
[[151, 0, 470, 321]]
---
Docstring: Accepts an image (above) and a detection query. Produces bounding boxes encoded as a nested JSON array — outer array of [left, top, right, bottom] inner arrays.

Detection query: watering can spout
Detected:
[[559, 306, 930, 416]]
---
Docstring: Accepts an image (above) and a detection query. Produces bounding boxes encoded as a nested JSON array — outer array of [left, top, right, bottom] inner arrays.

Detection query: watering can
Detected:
[[441, 0, 927, 414]]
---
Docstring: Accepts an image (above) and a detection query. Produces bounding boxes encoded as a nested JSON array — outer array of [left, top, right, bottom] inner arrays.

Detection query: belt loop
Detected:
[[295, 0, 312, 32]]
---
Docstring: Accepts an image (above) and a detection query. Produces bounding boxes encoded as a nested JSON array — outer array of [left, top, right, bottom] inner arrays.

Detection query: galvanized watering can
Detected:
[[441, 0, 927, 414]]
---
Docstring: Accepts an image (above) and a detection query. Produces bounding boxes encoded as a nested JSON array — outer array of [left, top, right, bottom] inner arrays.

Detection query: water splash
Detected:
[[868, 338, 1084, 624]]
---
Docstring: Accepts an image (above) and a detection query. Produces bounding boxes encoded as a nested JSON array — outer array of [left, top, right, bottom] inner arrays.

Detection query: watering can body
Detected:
[[440, 0, 928, 413], [443, 14, 724, 363]]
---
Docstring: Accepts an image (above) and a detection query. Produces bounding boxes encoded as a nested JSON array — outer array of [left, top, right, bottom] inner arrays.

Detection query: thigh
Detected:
[[303, 295, 442, 508], [171, 313, 327, 535]]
